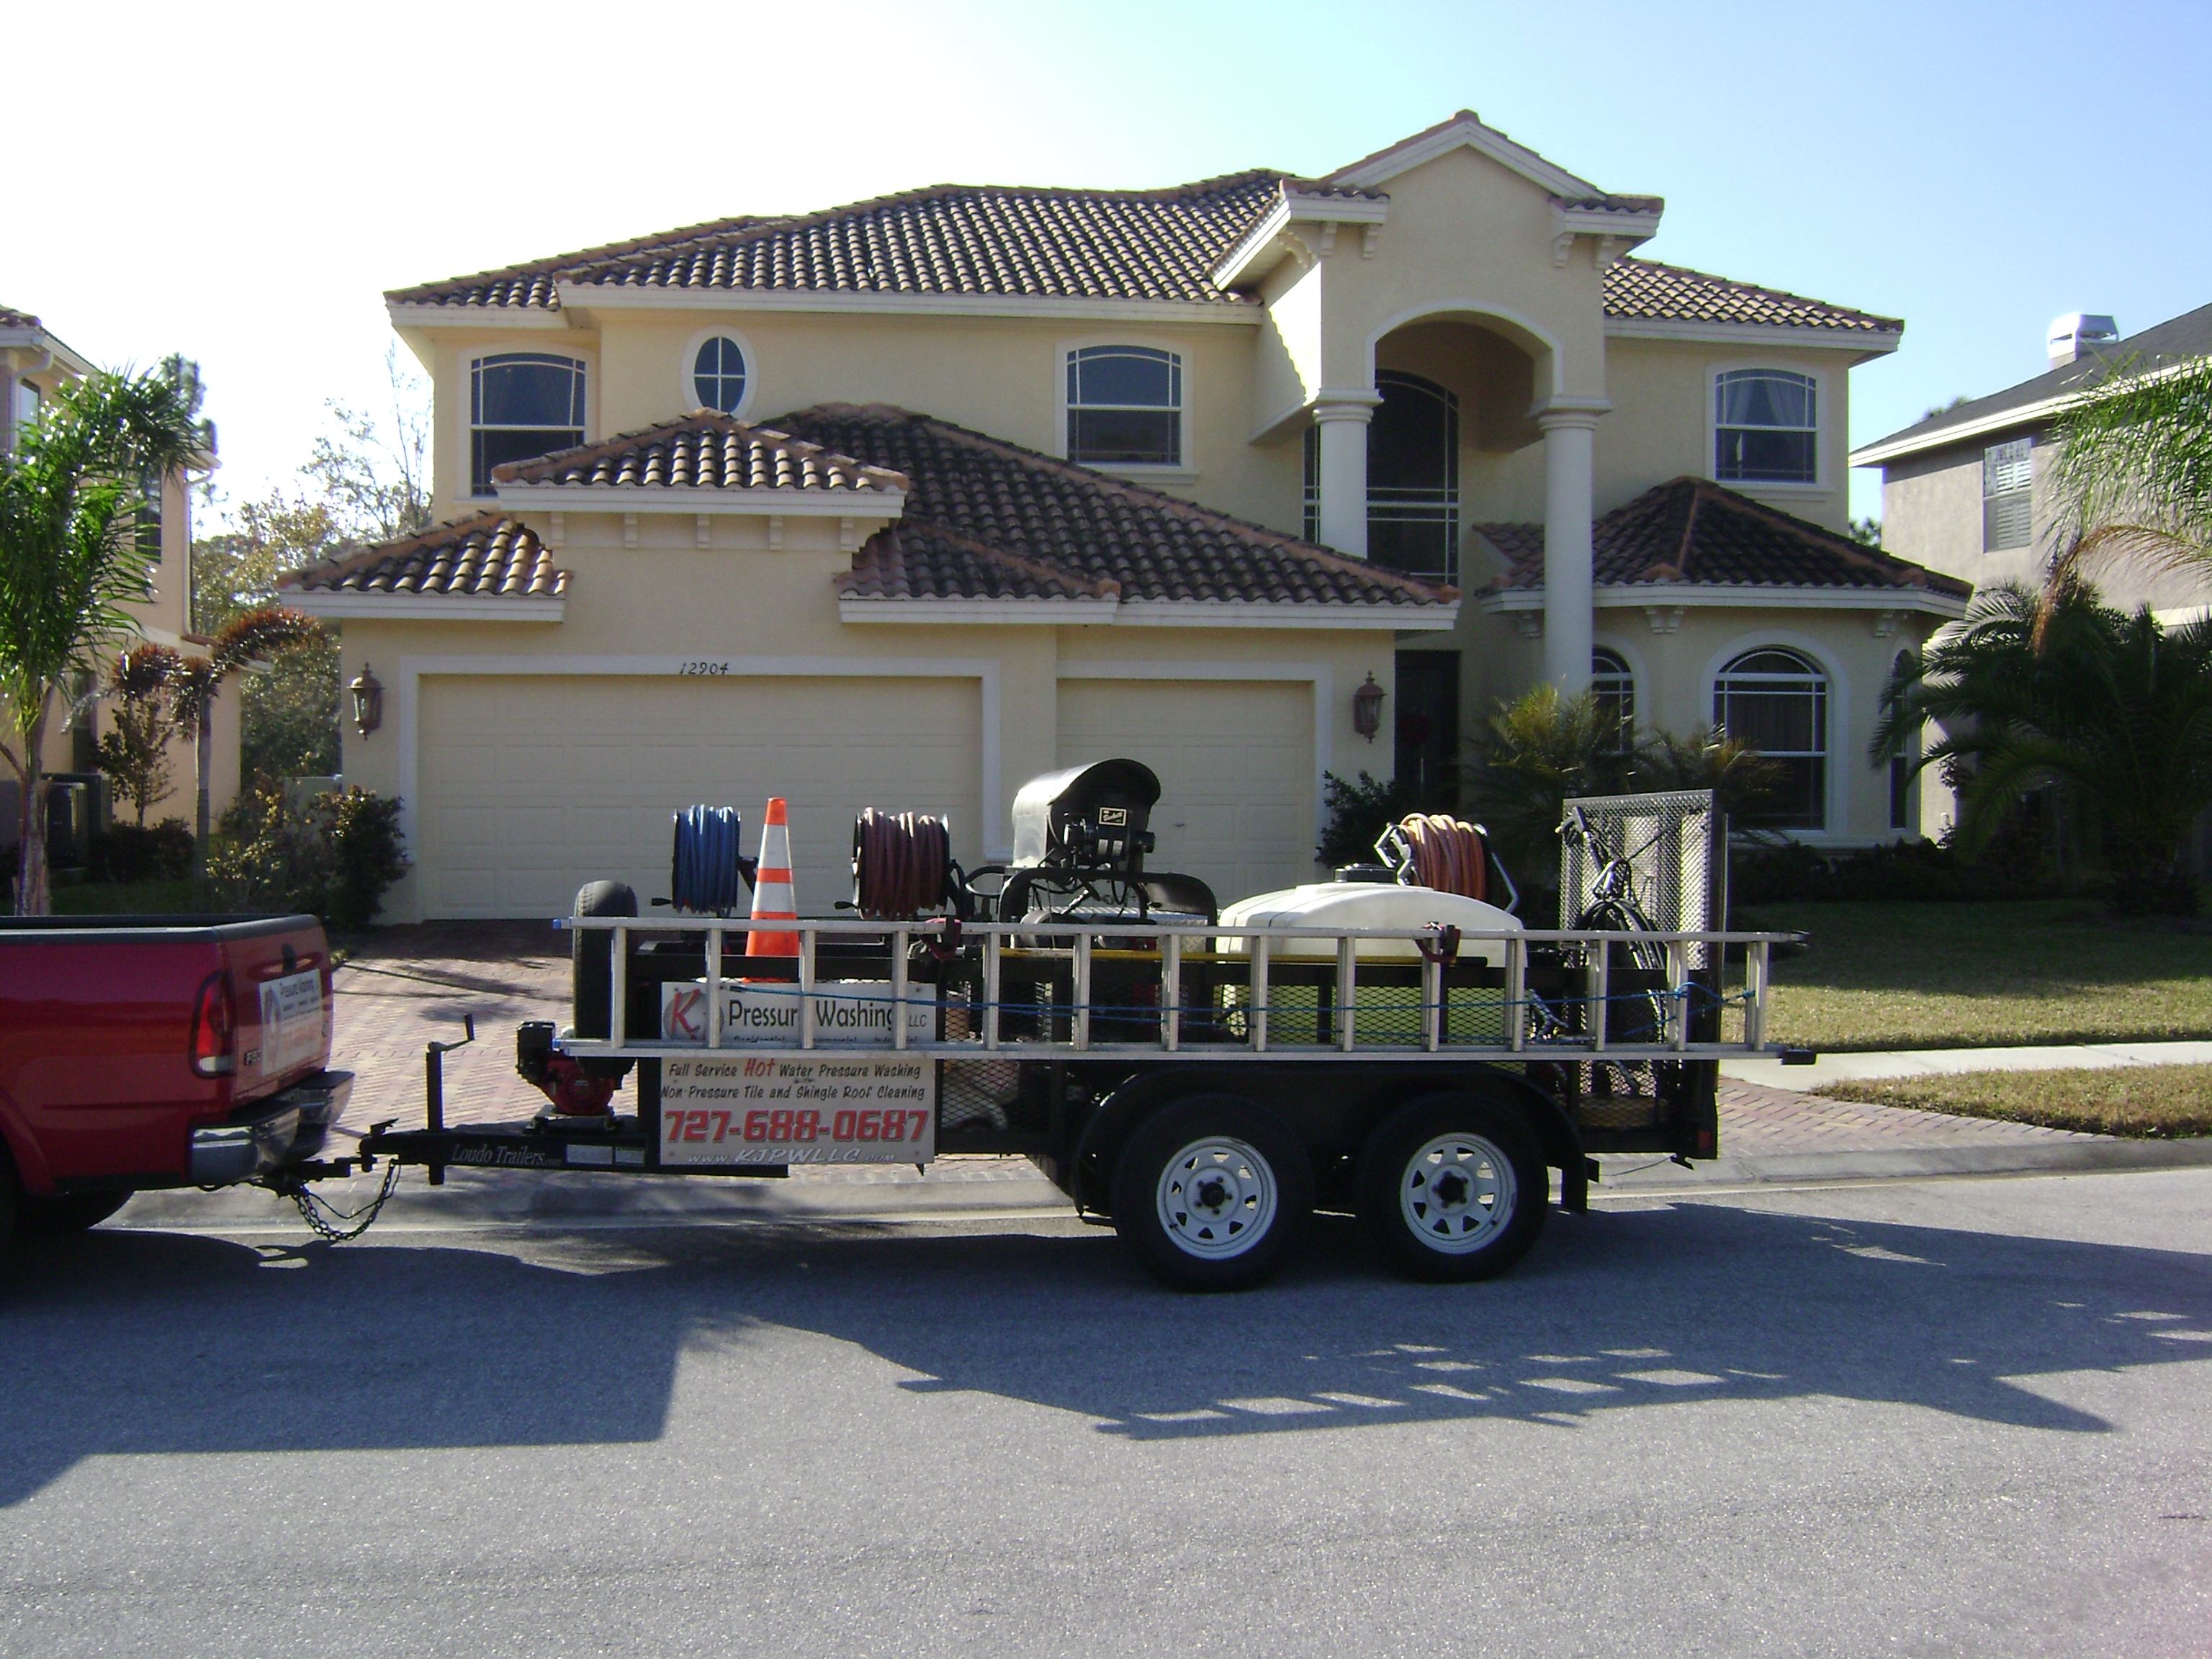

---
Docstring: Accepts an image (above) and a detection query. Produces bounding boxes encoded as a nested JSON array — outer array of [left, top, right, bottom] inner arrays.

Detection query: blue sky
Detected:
[[9, 0, 2208, 525]]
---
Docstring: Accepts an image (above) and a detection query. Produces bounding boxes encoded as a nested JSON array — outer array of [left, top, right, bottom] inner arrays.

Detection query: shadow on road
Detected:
[[4, 1197, 2208, 1506]]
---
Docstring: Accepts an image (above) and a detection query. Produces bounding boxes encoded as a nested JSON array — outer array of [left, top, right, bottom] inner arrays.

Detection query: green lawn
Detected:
[[1731, 899, 2212, 1052], [1822, 1064, 2212, 1139]]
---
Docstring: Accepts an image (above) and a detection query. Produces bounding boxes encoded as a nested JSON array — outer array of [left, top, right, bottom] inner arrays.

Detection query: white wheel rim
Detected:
[[1398, 1133, 1516, 1255], [1156, 1137, 1278, 1260]]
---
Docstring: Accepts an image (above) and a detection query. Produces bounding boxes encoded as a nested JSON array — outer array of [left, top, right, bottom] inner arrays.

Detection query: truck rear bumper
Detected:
[[189, 1070, 355, 1185]]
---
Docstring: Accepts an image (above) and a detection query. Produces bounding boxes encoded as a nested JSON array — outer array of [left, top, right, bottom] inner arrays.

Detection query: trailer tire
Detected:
[[1358, 1094, 1547, 1282], [1110, 1095, 1311, 1292], [571, 881, 638, 1041], [18, 1191, 132, 1236]]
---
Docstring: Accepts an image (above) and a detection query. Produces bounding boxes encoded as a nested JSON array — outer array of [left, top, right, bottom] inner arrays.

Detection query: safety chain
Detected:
[[280, 1161, 401, 1243]]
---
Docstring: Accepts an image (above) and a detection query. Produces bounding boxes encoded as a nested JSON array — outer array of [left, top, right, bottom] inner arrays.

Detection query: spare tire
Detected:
[[571, 880, 638, 1040]]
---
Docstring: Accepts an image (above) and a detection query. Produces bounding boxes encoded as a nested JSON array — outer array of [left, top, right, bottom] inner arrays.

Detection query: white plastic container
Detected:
[[1215, 883, 1522, 963]]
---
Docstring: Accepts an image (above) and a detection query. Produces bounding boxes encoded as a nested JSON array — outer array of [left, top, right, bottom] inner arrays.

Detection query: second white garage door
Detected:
[[1056, 678, 1316, 906], [416, 675, 981, 918]]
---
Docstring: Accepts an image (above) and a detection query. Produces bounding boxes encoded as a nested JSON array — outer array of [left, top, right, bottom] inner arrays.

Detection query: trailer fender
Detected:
[[1452, 1065, 1590, 1215]]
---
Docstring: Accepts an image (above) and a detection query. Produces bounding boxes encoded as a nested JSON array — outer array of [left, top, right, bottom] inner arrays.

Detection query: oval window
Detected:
[[693, 337, 748, 415]]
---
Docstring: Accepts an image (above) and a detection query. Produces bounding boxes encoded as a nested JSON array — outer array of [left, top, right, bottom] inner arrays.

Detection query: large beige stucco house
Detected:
[[1, 306, 240, 852], [284, 112, 1966, 923]]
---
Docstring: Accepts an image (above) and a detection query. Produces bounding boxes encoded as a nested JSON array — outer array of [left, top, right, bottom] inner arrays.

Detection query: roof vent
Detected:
[[2047, 313, 2120, 369]]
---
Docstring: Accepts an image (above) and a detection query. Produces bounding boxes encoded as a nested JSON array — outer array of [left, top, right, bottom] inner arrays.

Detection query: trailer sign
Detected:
[[657, 1053, 936, 1166], [660, 980, 935, 1047]]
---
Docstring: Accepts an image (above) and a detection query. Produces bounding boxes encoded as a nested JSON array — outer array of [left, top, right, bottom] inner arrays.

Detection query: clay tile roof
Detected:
[[493, 413, 911, 493], [1479, 479, 1970, 597], [0, 305, 40, 330], [766, 404, 1454, 611], [391, 174, 1291, 310], [1604, 258, 1901, 333], [278, 513, 569, 600]]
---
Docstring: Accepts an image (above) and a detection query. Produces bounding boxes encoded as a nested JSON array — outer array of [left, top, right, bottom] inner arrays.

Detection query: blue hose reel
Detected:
[[670, 805, 752, 914]]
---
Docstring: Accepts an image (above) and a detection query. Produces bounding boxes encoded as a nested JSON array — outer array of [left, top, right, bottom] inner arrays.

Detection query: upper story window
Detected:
[[693, 336, 748, 415], [1714, 647, 1828, 830], [1066, 346, 1180, 466], [472, 352, 586, 495], [1983, 436, 2033, 551], [136, 467, 163, 561], [1715, 369, 1817, 485], [1366, 371, 1461, 583], [1591, 647, 1635, 752], [13, 377, 38, 439]]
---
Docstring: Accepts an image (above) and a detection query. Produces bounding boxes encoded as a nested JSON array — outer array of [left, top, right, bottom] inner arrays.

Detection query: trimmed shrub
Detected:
[[1730, 836, 2064, 907], [86, 818, 194, 884], [209, 778, 408, 930]]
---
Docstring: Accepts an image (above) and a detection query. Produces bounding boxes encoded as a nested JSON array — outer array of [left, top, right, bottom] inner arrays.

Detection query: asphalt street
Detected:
[[3, 1167, 2209, 1658]]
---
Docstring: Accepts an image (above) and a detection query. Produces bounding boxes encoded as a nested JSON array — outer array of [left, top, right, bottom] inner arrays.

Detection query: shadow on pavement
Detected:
[[4, 1197, 2208, 1506]]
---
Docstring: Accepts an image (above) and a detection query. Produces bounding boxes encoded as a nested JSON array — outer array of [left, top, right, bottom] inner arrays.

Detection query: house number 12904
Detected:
[[677, 661, 732, 675]]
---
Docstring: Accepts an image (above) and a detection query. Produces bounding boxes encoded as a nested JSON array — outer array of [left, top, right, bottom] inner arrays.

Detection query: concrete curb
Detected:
[[1597, 1136, 2212, 1192]]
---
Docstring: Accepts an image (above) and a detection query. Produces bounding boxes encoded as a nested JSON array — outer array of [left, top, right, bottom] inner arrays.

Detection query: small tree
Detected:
[[1876, 583, 2212, 916], [0, 367, 206, 913], [92, 644, 182, 824]]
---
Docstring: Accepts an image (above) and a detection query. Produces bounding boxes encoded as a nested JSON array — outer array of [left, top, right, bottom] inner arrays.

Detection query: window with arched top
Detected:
[[1714, 369, 1817, 485], [1366, 370, 1460, 581], [472, 352, 586, 495], [1066, 346, 1181, 466], [1714, 647, 1828, 829], [1591, 647, 1635, 752], [692, 336, 749, 415]]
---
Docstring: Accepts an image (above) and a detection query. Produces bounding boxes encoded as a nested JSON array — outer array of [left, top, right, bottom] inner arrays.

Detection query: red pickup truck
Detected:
[[0, 914, 352, 1252]]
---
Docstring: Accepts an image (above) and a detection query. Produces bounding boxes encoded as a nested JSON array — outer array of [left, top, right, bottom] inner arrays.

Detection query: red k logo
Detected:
[[666, 986, 706, 1041]]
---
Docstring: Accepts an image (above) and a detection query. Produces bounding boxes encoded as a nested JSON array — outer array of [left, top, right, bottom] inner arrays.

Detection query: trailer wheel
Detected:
[[1110, 1096, 1311, 1292], [19, 1191, 132, 1236], [1358, 1095, 1547, 1282], [571, 880, 638, 1041]]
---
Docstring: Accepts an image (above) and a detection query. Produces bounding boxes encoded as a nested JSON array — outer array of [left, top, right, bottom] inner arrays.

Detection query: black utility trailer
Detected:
[[360, 907, 1796, 1290]]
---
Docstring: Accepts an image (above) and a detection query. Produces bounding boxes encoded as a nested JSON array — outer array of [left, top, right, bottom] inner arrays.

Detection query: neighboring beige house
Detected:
[[284, 112, 1964, 923], [1852, 301, 2212, 867], [1851, 302, 2212, 619], [1, 306, 240, 846]]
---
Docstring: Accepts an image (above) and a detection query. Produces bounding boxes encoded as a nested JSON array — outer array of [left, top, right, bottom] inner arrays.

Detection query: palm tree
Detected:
[[2043, 354, 2212, 606], [1875, 583, 2212, 916], [138, 607, 325, 903], [0, 368, 206, 913]]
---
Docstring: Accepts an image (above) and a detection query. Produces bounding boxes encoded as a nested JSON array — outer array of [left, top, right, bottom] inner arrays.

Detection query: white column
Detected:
[[1313, 391, 1380, 557], [1539, 409, 1602, 693]]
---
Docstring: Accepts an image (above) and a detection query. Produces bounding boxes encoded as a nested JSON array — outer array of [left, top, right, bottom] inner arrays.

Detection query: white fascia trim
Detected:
[[1058, 658, 1336, 837], [287, 592, 567, 621], [1112, 600, 1458, 631], [1848, 397, 2064, 467], [1606, 317, 1902, 356], [1330, 116, 1602, 198], [392, 653, 1003, 875], [838, 598, 1460, 630], [1210, 194, 1391, 289], [386, 301, 573, 332], [493, 483, 907, 518], [1480, 583, 1966, 618], [551, 282, 1262, 326], [839, 598, 1118, 626]]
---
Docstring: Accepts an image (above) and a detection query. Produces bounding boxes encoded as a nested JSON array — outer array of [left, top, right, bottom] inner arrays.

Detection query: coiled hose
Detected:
[[852, 808, 954, 920], [670, 805, 749, 914], [1379, 813, 1489, 902]]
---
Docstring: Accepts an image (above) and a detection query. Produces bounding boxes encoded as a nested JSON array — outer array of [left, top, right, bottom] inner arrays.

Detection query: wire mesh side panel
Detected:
[[1558, 789, 1723, 968]]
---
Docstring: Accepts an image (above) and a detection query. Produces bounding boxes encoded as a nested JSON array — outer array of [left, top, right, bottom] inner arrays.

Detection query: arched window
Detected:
[[1066, 346, 1181, 466], [1366, 370, 1460, 580], [692, 337, 748, 415], [1714, 647, 1828, 830], [1714, 369, 1817, 485], [1591, 647, 1635, 752], [472, 352, 586, 495]]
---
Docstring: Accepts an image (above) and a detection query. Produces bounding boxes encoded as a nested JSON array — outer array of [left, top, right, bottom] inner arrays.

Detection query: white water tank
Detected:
[[1216, 882, 1522, 963], [2047, 313, 2119, 369]]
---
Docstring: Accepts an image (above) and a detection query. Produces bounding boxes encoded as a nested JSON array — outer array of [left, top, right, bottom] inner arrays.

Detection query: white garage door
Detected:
[[417, 675, 981, 918], [1056, 679, 1316, 907]]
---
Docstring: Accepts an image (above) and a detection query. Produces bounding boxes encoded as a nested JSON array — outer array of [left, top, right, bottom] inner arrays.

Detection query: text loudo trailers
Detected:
[[359, 907, 1798, 1292]]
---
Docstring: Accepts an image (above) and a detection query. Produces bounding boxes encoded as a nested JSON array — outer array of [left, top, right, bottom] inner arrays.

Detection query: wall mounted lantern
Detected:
[[1352, 672, 1385, 743], [350, 664, 384, 737]]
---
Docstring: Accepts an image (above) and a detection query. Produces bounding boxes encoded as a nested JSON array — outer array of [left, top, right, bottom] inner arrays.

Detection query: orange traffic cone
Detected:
[[747, 796, 801, 957]]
